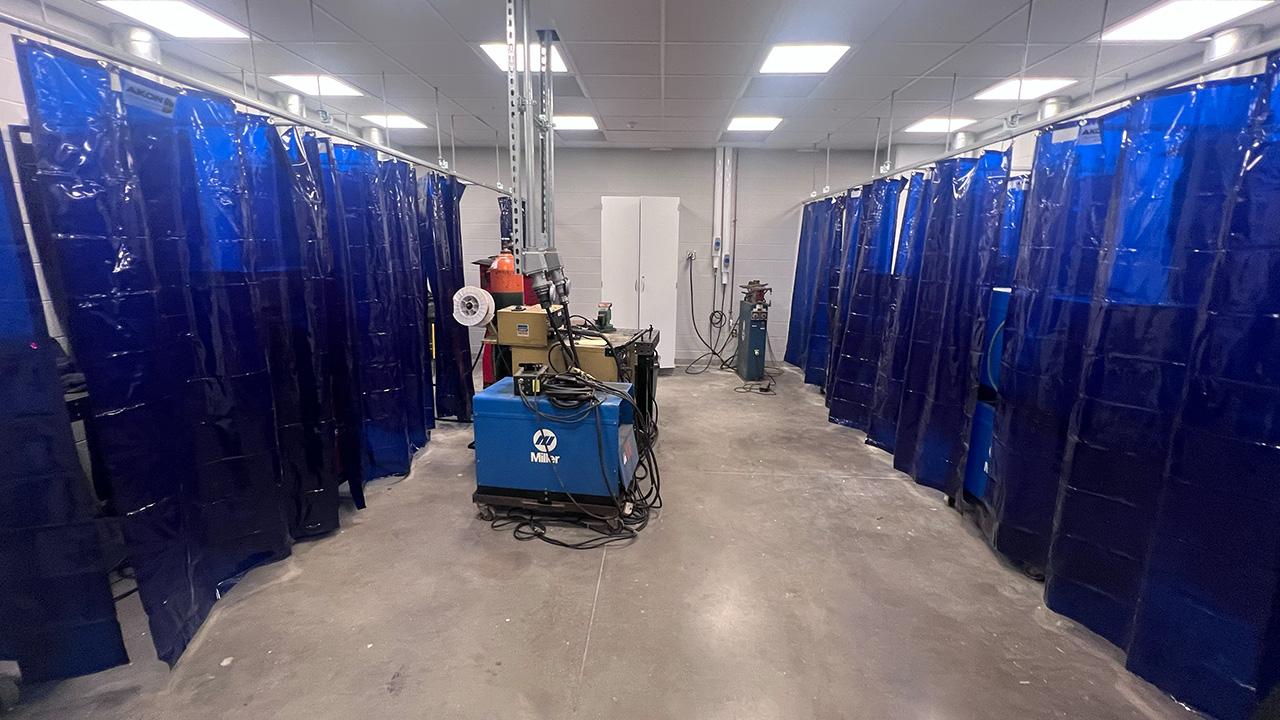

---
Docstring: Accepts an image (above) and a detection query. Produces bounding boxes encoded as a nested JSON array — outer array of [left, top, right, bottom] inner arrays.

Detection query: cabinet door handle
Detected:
[[634, 278, 640, 292], [640, 275, 646, 292]]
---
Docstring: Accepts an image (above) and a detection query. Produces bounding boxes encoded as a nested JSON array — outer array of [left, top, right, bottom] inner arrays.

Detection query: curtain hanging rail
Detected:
[[0, 9, 511, 196], [803, 33, 1280, 204]]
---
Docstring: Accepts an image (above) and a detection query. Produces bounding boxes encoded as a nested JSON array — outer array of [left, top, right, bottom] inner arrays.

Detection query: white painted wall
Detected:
[[442, 146, 874, 361]]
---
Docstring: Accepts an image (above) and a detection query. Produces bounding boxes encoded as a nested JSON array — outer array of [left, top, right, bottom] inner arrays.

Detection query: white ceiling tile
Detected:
[[602, 116, 663, 131], [377, 42, 496, 76], [665, 0, 785, 43], [743, 76, 823, 98], [274, 42, 400, 74], [665, 43, 764, 76], [770, 0, 904, 44], [934, 43, 1072, 79], [592, 98, 665, 116], [665, 76, 746, 100], [581, 75, 662, 99], [542, 0, 662, 41], [875, 0, 1027, 43], [841, 43, 964, 77], [796, 98, 881, 118], [892, 76, 990, 102], [733, 97, 802, 115], [662, 99, 736, 117], [314, 0, 458, 43], [603, 130, 721, 145], [564, 43, 661, 75], [413, 74, 509, 99], [810, 75, 914, 101]]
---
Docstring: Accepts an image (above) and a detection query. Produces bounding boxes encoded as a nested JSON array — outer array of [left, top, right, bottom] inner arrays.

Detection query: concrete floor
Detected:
[[11, 367, 1196, 720]]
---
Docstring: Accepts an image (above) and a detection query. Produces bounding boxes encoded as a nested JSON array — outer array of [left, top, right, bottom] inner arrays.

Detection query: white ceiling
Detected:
[[19, 0, 1280, 150]]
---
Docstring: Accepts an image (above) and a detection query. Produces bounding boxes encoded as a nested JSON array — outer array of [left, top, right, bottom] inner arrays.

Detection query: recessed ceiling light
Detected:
[[98, 1, 247, 39], [904, 117, 975, 133], [552, 115, 598, 130], [974, 77, 1077, 101], [270, 74, 363, 97], [1101, 0, 1271, 42], [727, 116, 782, 132], [760, 44, 851, 74], [362, 114, 428, 129], [479, 43, 569, 73]]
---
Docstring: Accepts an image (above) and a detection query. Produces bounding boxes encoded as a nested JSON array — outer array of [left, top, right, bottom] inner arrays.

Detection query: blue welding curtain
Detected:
[[824, 187, 864, 401], [828, 178, 904, 428], [421, 172, 474, 420], [278, 128, 344, 536], [333, 144, 412, 482], [866, 172, 928, 453], [16, 40, 294, 667], [802, 194, 847, 386], [1047, 77, 1263, 658], [312, 136, 367, 509], [241, 114, 341, 539], [893, 157, 978, 478], [0, 134, 128, 680], [986, 109, 1129, 576], [381, 160, 430, 450], [784, 201, 822, 366], [1123, 58, 1280, 720], [907, 150, 1009, 496]]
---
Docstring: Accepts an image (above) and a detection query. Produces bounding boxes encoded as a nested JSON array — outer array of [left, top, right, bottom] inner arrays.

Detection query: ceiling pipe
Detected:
[[949, 130, 977, 153], [109, 24, 160, 65], [361, 125, 387, 147], [1037, 95, 1071, 121], [275, 92, 304, 118], [1203, 25, 1265, 80]]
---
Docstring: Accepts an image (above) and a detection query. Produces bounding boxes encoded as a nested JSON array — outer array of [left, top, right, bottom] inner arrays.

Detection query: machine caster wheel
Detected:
[[476, 504, 496, 521], [947, 495, 957, 508]]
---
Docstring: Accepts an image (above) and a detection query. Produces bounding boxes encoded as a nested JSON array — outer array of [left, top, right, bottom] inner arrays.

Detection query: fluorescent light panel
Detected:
[[362, 114, 428, 129], [760, 44, 851, 74], [552, 115, 598, 130], [271, 74, 362, 97], [479, 43, 568, 73], [974, 77, 1077, 100], [1101, 0, 1271, 41], [727, 116, 782, 132], [904, 117, 975, 133], [98, 1, 247, 38]]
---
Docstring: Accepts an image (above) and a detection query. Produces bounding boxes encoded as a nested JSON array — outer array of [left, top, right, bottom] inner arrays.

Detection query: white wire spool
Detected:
[[452, 286, 496, 327]]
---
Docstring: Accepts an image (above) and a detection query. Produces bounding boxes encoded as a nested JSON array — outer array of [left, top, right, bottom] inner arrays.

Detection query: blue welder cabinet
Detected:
[[472, 377, 639, 521]]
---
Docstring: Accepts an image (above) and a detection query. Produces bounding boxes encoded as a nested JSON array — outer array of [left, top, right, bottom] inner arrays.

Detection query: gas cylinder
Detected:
[[490, 249, 524, 311]]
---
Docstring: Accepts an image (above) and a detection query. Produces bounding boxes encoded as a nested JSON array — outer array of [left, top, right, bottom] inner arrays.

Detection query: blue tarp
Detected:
[[1124, 65, 1280, 719], [420, 173, 474, 420], [312, 136, 367, 509], [987, 109, 1129, 576], [893, 157, 978, 478], [802, 194, 847, 386], [333, 144, 412, 482], [784, 201, 822, 366], [0, 130, 127, 680], [824, 187, 864, 401], [866, 172, 928, 453], [381, 160, 431, 449], [828, 178, 903, 428], [1048, 77, 1263, 655]]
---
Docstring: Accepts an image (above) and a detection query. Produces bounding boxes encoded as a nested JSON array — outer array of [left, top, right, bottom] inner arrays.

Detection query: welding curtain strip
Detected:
[[333, 144, 413, 482], [1047, 77, 1263, 657], [381, 160, 431, 449], [313, 136, 367, 509], [866, 172, 928, 453], [15, 39, 293, 667], [1124, 57, 1280, 720], [986, 110, 1129, 577], [828, 178, 904, 429], [421, 172, 474, 421], [0, 132, 128, 680], [784, 201, 822, 367], [824, 188, 865, 402], [802, 194, 847, 386], [905, 150, 1009, 496], [893, 157, 978, 477]]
